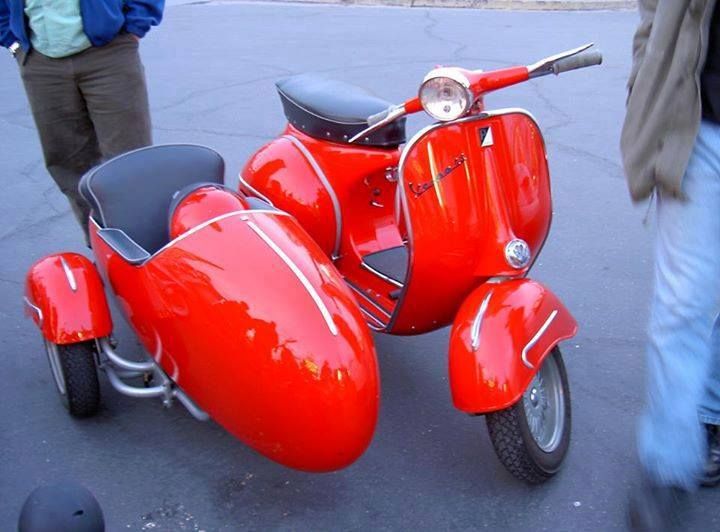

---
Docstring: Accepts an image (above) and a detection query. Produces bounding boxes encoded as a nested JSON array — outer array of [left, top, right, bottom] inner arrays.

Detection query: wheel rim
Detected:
[[522, 353, 565, 453], [44, 340, 67, 396]]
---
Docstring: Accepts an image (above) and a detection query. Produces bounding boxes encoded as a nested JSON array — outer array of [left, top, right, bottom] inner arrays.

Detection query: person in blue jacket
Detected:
[[0, 1, 164, 242]]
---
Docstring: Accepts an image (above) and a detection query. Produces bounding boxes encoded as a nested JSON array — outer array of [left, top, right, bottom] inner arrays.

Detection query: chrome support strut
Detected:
[[104, 365, 166, 398], [95, 337, 209, 422], [98, 338, 155, 372]]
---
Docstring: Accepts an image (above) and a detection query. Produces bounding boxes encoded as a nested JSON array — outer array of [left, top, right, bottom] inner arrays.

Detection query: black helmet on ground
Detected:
[[18, 481, 105, 532]]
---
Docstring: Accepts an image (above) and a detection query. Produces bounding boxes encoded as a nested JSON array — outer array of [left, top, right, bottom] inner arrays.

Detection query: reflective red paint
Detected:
[[243, 108, 574, 415], [392, 112, 552, 334], [449, 279, 578, 413], [91, 211, 379, 472], [25, 253, 112, 345]]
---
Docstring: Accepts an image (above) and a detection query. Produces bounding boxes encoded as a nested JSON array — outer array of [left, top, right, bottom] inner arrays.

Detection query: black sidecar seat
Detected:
[[276, 75, 406, 148], [79, 144, 225, 256]]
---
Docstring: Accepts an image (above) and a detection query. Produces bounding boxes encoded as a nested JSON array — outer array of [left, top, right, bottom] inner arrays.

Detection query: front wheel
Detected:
[[44, 340, 101, 418], [486, 347, 571, 484]]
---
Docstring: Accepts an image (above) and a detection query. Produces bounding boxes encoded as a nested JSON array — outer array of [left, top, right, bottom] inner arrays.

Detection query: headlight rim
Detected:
[[418, 68, 475, 122]]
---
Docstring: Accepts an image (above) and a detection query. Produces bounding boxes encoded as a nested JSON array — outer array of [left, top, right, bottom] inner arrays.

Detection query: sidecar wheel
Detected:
[[485, 347, 571, 484], [44, 340, 101, 418]]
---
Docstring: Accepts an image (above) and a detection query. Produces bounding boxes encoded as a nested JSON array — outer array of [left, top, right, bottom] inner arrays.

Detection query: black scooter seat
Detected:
[[276, 75, 406, 148]]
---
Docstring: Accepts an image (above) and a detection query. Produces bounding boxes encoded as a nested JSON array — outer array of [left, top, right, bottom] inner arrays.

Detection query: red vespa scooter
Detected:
[[24, 144, 380, 472], [241, 44, 602, 482]]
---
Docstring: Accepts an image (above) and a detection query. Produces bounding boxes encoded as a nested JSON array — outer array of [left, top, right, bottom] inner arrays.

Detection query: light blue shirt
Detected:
[[24, 0, 92, 58]]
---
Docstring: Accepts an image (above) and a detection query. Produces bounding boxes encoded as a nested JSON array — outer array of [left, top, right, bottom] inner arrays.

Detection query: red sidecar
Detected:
[[24, 144, 380, 472]]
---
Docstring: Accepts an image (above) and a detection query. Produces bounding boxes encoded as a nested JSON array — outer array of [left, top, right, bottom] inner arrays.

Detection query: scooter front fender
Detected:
[[25, 253, 112, 344], [449, 279, 577, 414]]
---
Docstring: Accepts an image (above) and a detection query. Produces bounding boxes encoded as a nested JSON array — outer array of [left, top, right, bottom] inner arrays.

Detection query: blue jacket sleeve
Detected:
[[124, 0, 165, 39], [0, 0, 16, 48]]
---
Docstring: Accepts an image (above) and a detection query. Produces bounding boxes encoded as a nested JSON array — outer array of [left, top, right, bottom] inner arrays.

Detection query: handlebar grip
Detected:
[[367, 108, 391, 126], [552, 50, 603, 75]]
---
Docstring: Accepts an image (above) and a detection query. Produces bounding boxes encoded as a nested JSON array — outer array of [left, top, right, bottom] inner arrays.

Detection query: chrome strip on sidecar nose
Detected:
[[245, 219, 339, 336], [521, 310, 559, 369], [149, 209, 290, 261]]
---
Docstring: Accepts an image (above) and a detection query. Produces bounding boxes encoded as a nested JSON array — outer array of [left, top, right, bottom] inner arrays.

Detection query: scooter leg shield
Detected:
[[449, 279, 577, 414], [25, 253, 112, 344]]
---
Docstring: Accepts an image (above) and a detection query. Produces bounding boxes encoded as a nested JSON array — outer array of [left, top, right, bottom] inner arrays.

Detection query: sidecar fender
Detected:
[[25, 253, 112, 344], [449, 279, 577, 414]]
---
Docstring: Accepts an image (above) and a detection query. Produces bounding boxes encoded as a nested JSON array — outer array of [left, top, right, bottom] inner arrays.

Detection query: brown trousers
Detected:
[[17, 33, 152, 237]]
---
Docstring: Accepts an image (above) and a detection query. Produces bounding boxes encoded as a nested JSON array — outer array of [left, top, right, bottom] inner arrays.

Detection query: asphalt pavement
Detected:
[[2, 1, 719, 530]]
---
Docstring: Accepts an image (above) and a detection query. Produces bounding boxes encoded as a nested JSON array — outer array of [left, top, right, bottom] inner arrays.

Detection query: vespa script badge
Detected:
[[408, 154, 467, 197]]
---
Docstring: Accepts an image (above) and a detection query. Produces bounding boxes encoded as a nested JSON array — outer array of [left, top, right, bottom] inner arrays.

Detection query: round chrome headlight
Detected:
[[419, 69, 473, 122], [505, 239, 531, 269]]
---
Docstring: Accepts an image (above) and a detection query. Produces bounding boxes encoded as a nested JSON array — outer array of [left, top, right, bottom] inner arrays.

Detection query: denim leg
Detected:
[[699, 135, 720, 427], [698, 318, 720, 426], [638, 120, 720, 490]]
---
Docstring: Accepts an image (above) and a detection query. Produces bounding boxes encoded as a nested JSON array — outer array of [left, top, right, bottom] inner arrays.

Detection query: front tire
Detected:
[[486, 347, 571, 484], [44, 340, 101, 418]]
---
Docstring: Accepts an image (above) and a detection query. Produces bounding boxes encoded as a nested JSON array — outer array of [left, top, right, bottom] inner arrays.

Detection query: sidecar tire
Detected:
[[45, 340, 101, 418], [485, 347, 571, 484]]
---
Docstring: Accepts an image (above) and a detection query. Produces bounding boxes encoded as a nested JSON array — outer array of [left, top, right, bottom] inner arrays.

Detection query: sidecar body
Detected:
[[25, 144, 380, 472]]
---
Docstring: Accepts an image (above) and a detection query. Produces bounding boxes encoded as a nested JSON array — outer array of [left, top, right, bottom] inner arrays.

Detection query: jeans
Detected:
[[639, 120, 720, 490]]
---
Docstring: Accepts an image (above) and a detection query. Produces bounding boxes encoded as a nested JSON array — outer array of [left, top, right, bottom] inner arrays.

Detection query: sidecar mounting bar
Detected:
[[173, 388, 210, 421], [97, 338, 155, 372], [104, 365, 167, 398], [96, 338, 210, 421]]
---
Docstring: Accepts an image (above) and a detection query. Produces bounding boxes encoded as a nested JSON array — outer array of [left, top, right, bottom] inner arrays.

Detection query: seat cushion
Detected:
[[79, 144, 225, 254], [276, 75, 406, 148]]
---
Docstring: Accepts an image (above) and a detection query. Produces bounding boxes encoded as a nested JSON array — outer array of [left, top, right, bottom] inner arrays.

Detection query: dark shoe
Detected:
[[701, 424, 720, 488], [628, 475, 687, 532]]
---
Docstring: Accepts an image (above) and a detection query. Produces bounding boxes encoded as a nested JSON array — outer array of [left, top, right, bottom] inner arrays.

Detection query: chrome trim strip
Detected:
[[358, 306, 387, 328], [59, 256, 78, 292], [246, 220, 338, 336], [23, 296, 44, 325], [359, 261, 404, 288], [282, 135, 342, 259], [238, 173, 275, 206], [344, 279, 392, 319], [470, 292, 493, 351], [98, 337, 155, 372], [149, 209, 290, 261], [521, 310, 559, 369]]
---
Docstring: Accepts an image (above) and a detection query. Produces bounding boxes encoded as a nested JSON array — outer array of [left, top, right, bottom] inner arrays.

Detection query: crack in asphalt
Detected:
[[153, 71, 293, 113], [422, 9, 469, 61], [0, 209, 68, 243], [553, 141, 623, 177]]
